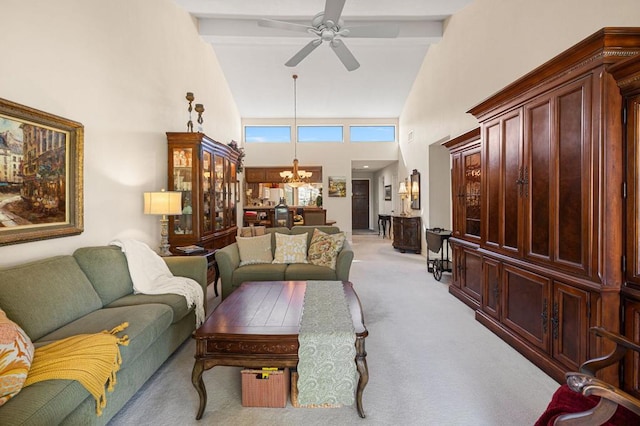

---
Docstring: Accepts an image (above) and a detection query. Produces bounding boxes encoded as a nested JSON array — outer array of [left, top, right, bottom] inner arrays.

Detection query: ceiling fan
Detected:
[[258, 0, 400, 71]]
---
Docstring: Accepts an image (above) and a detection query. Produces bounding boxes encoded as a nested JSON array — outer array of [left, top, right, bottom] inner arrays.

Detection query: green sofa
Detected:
[[215, 226, 353, 300], [0, 246, 207, 426]]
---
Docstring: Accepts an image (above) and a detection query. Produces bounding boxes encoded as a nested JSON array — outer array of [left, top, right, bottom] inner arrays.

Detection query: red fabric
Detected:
[[535, 384, 640, 426]]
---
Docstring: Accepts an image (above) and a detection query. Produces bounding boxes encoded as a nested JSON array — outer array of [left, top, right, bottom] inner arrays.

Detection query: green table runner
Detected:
[[297, 281, 357, 406]]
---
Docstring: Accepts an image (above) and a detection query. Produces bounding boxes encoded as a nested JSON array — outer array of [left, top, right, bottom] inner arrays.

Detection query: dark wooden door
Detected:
[[352, 179, 369, 229]]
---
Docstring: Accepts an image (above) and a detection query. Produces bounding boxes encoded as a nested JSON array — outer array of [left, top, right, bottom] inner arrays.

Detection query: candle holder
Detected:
[[186, 92, 194, 132], [195, 103, 205, 132]]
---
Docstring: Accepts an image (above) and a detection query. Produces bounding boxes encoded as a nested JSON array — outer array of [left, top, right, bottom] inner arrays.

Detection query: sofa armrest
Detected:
[[164, 256, 208, 299], [215, 243, 241, 300], [335, 239, 354, 282]]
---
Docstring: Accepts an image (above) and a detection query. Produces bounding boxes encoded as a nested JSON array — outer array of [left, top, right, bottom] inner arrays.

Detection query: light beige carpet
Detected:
[[108, 233, 558, 425]]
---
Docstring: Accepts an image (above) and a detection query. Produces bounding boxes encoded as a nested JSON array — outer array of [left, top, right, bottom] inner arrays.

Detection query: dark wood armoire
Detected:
[[611, 53, 640, 398], [446, 28, 640, 388]]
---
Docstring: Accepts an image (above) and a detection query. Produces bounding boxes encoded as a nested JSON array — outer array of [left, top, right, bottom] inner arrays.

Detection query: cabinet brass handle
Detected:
[[551, 302, 559, 340]]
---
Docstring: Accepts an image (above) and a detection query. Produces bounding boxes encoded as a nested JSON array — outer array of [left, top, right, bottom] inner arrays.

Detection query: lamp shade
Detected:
[[398, 181, 408, 195], [144, 190, 182, 215], [411, 181, 419, 197]]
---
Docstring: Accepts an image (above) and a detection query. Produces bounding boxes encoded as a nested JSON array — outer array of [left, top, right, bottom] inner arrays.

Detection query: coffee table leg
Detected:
[[355, 336, 369, 418], [191, 360, 207, 420]]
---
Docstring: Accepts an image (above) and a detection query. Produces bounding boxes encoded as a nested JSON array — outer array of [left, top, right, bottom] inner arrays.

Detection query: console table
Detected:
[[392, 216, 421, 253]]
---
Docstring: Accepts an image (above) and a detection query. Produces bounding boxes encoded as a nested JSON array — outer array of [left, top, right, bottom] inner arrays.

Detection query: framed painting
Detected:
[[328, 176, 346, 197], [384, 184, 392, 201], [0, 97, 83, 246]]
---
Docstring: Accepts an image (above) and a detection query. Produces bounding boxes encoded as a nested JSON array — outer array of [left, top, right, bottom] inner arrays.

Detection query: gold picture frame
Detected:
[[0, 97, 83, 246], [328, 176, 346, 197]]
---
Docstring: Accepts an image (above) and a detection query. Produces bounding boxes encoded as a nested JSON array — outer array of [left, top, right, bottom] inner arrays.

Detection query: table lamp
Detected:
[[144, 189, 182, 256], [398, 179, 410, 216]]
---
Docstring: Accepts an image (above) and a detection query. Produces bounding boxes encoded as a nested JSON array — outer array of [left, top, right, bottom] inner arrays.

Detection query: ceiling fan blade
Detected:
[[258, 18, 313, 34], [330, 39, 360, 71], [323, 0, 346, 26], [285, 39, 323, 67], [342, 24, 400, 38]]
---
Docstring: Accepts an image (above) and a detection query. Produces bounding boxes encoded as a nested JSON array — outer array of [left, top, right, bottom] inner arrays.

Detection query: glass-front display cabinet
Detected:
[[445, 128, 481, 241], [167, 132, 240, 251]]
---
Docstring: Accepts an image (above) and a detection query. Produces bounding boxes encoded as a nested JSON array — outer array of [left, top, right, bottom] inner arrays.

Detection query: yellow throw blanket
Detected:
[[24, 323, 130, 416]]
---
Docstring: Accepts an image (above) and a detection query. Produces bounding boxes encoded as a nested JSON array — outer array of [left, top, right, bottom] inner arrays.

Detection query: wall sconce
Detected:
[[144, 189, 182, 256], [411, 180, 419, 199]]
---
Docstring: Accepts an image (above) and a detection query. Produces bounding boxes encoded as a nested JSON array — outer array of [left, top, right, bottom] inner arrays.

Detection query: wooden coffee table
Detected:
[[191, 280, 369, 420]]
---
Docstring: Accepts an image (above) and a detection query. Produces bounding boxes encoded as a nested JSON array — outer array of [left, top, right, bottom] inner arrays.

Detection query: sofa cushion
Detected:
[[0, 309, 34, 407], [307, 229, 346, 270], [73, 246, 135, 306], [106, 293, 193, 324], [0, 256, 103, 341], [0, 378, 88, 425], [284, 264, 339, 281], [238, 226, 266, 237], [35, 304, 173, 368], [273, 232, 308, 264], [233, 264, 287, 287], [289, 226, 342, 247], [237, 234, 273, 266]]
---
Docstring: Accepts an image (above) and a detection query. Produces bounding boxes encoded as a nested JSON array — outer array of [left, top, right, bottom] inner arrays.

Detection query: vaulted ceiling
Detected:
[[173, 0, 473, 119]]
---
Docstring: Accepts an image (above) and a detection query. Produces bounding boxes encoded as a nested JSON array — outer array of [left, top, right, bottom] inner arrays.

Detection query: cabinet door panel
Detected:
[[451, 152, 463, 238], [626, 95, 640, 286], [483, 110, 522, 254], [463, 149, 481, 239], [461, 248, 482, 302], [483, 257, 500, 320], [502, 264, 550, 352], [503, 113, 521, 252], [526, 99, 552, 260], [624, 298, 640, 398], [556, 78, 591, 272], [485, 122, 501, 247], [553, 282, 589, 371], [450, 244, 462, 289]]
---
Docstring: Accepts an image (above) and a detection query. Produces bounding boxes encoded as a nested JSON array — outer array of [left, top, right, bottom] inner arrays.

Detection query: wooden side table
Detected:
[[178, 249, 219, 297], [202, 249, 219, 298]]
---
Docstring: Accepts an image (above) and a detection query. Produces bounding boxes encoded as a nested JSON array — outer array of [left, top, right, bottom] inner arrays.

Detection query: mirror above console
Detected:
[[410, 169, 420, 210]]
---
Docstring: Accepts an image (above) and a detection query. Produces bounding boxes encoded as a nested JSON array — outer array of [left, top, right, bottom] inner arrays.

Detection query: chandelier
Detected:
[[280, 74, 312, 188]]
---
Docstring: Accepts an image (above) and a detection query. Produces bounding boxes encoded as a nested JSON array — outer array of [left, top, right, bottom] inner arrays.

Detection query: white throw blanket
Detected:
[[110, 239, 205, 326]]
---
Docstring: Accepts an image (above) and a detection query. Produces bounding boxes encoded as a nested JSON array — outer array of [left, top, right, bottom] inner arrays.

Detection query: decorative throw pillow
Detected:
[[237, 233, 273, 266], [273, 232, 309, 264], [0, 309, 34, 406], [238, 226, 266, 238], [308, 229, 346, 270]]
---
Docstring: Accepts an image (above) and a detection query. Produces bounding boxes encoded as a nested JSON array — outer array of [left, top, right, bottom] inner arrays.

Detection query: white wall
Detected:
[[0, 0, 241, 266], [400, 0, 640, 252]]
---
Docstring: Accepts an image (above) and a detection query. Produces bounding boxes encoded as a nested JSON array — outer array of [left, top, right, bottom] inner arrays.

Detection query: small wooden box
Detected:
[[241, 368, 290, 408]]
